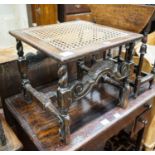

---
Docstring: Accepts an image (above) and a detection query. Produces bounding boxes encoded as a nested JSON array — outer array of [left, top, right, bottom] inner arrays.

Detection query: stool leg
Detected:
[[57, 64, 71, 144], [91, 55, 97, 65], [134, 34, 147, 97], [134, 43, 147, 97], [119, 42, 135, 108], [118, 45, 122, 62], [16, 40, 31, 102], [125, 42, 135, 63], [103, 51, 106, 60], [107, 49, 112, 59]]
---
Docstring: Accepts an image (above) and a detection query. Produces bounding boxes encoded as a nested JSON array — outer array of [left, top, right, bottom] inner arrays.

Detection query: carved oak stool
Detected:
[[9, 20, 143, 144]]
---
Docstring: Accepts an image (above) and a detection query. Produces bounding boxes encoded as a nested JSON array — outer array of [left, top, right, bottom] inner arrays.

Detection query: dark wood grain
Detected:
[[5, 83, 155, 150], [0, 51, 105, 109], [65, 4, 91, 15], [31, 5, 57, 26], [58, 4, 92, 23], [65, 13, 93, 22], [89, 4, 155, 33]]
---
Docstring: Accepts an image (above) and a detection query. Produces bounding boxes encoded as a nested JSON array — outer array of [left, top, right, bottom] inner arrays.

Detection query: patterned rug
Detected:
[[103, 130, 138, 151]]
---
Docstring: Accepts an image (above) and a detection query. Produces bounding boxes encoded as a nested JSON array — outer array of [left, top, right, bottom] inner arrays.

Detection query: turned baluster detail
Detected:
[[77, 59, 85, 80], [118, 42, 135, 108], [16, 40, 26, 79], [125, 42, 135, 63], [107, 49, 112, 59], [103, 51, 106, 60], [16, 40, 31, 101], [57, 64, 71, 144], [118, 45, 122, 62], [91, 55, 97, 64], [58, 64, 68, 89], [134, 34, 147, 97]]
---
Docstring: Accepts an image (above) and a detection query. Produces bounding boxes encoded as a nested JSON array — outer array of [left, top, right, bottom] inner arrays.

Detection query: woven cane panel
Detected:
[[24, 21, 128, 51]]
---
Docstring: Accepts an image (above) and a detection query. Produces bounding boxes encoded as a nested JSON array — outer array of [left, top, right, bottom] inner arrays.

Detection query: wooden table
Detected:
[[5, 83, 155, 150]]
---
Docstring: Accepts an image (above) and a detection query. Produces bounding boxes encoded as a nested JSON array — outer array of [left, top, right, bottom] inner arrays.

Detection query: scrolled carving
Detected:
[[106, 62, 130, 81], [73, 82, 84, 95], [71, 81, 90, 100], [71, 59, 129, 101]]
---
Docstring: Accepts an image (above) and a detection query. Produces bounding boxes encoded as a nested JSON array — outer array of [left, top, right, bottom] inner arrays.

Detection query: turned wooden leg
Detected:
[[91, 55, 97, 65], [118, 77, 130, 108], [16, 40, 31, 102], [57, 64, 71, 144], [77, 59, 84, 80], [117, 45, 122, 62], [103, 51, 106, 60], [134, 40, 147, 97], [16, 40, 25, 79], [119, 42, 135, 108], [125, 42, 135, 63], [107, 49, 112, 59]]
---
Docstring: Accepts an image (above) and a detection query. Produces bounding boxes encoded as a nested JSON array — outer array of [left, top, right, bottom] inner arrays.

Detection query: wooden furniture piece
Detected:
[[131, 35, 155, 97], [135, 32, 155, 68], [9, 20, 145, 144], [143, 97, 155, 150], [144, 5, 155, 33], [82, 5, 155, 97], [0, 46, 58, 109], [5, 83, 155, 150], [58, 4, 93, 22], [31, 4, 57, 26], [0, 114, 23, 151], [140, 31, 155, 151], [89, 4, 155, 33], [147, 31, 155, 45]]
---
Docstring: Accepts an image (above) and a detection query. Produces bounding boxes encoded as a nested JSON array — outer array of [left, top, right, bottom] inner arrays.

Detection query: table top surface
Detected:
[[9, 20, 143, 63], [5, 83, 155, 151]]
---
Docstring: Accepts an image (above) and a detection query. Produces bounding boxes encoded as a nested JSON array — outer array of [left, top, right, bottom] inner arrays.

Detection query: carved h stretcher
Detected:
[[9, 21, 150, 144]]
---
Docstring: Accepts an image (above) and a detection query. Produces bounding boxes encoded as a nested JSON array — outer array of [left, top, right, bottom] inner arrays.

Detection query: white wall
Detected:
[[0, 4, 29, 49]]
